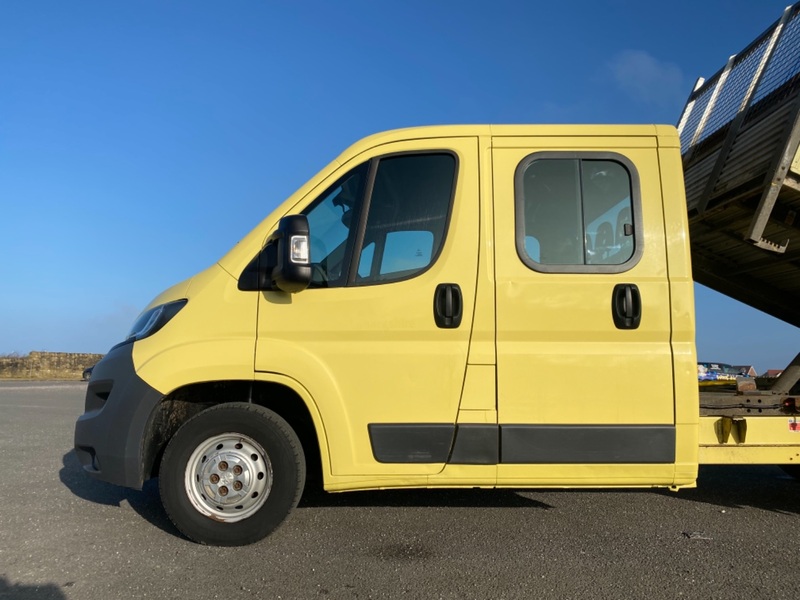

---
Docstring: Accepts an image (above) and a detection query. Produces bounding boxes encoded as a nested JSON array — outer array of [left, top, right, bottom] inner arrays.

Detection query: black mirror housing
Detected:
[[269, 215, 312, 293], [238, 215, 311, 293]]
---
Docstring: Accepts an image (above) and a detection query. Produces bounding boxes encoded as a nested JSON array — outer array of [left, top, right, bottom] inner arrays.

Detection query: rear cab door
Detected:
[[491, 126, 681, 486]]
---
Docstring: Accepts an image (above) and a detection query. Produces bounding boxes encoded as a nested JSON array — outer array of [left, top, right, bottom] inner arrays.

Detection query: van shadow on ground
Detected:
[[0, 575, 67, 600], [300, 465, 800, 514], [59, 449, 553, 538], [59, 450, 178, 537], [655, 464, 800, 515], [60, 450, 800, 543]]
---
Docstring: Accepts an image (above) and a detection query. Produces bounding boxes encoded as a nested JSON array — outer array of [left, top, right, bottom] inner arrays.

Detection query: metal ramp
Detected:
[[678, 2, 800, 328]]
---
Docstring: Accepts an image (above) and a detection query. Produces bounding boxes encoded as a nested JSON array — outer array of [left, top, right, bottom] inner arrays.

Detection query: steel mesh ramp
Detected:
[[678, 2, 800, 327]]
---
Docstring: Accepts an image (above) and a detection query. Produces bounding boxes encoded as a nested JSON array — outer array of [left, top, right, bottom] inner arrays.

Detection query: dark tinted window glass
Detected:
[[357, 154, 456, 283], [519, 158, 634, 267], [302, 164, 368, 287], [301, 153, 456, 287]]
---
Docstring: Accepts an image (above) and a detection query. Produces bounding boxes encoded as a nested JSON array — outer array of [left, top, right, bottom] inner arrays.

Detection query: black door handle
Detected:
[[612, 284, 641, 329], [434, 283, 463, 329]]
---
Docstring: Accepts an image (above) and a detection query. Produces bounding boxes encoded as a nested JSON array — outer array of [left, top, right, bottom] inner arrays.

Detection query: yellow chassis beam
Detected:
[[699, 415, 800, 464]]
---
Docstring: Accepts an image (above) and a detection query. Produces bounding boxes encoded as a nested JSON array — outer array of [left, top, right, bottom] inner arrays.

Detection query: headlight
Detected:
[[126, 299, 188, 342]]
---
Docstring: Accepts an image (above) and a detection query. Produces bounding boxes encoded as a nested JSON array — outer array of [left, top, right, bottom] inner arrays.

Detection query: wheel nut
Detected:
[[233, 481, 243, 491], [233, 465, 243, 475], [219, 461, 229, 471], [219, 486, 229, 496], [210, 474, 220, 484]]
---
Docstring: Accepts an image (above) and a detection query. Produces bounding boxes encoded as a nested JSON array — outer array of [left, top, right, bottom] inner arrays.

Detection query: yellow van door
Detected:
[[492, 132, 677, 486], [255, 137, 480, 478]]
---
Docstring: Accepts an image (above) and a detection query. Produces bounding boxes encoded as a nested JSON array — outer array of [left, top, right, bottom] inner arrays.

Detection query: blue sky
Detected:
[[1, 0, 798, 374]]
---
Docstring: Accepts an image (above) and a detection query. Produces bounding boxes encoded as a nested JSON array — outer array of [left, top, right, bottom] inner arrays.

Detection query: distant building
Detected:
[[764, 369, 784, 378]]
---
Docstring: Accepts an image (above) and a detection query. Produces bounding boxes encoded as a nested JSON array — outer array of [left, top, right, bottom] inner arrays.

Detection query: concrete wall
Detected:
[[0, 352, 104, 380]]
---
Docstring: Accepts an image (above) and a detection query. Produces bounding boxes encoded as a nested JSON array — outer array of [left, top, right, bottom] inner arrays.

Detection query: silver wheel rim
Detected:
[[184, 433, 273, 523]]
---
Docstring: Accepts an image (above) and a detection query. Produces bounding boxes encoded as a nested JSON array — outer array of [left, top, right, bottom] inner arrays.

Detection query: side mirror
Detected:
[[267, 215, 312, 293], [239, 215, 312, 292]]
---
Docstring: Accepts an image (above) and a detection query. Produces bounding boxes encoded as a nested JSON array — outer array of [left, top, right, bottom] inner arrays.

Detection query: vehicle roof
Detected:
[[342, 124, 678, 155]]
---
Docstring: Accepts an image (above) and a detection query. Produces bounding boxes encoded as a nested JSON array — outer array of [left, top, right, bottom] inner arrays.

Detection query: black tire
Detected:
[[780, 464, 800, 480], [159, 402, 305, 546]]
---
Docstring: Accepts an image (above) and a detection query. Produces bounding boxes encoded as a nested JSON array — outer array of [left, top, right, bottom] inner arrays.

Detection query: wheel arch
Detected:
[[142, 378, 328, 489]]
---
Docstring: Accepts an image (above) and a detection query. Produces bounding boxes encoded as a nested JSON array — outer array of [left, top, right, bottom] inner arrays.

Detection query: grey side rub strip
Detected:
[[500, 425, 676, 464], [368, 424, 676, 464]]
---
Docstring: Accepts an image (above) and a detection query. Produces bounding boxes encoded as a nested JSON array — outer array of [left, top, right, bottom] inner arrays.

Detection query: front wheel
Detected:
[[159, 402, 305, 546]]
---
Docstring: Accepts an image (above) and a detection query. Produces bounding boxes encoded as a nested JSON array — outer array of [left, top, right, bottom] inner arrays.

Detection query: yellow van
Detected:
[[73, 125, 711, 545]]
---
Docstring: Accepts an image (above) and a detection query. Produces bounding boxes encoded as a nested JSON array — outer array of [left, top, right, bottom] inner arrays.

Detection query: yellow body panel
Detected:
[[493, 464, 679, 487], [657, 141, 699, 481], [492, 136, 674, 427], [255, 136, 481, 477], [466, 134, 498, 367], [133, 264, 257, 393], [128, 125, 800, 495], [458, 365, 496, 411]]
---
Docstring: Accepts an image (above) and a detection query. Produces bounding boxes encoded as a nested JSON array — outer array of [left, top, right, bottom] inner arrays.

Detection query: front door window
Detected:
[[302, 153, 457, 287]]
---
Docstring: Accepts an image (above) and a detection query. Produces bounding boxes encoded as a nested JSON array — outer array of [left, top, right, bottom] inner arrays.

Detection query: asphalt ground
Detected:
[[1, 381, 799, 600]]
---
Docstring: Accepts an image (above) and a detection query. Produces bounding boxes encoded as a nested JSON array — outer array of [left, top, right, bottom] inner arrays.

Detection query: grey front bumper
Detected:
[[74, 342, 163, 489]]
